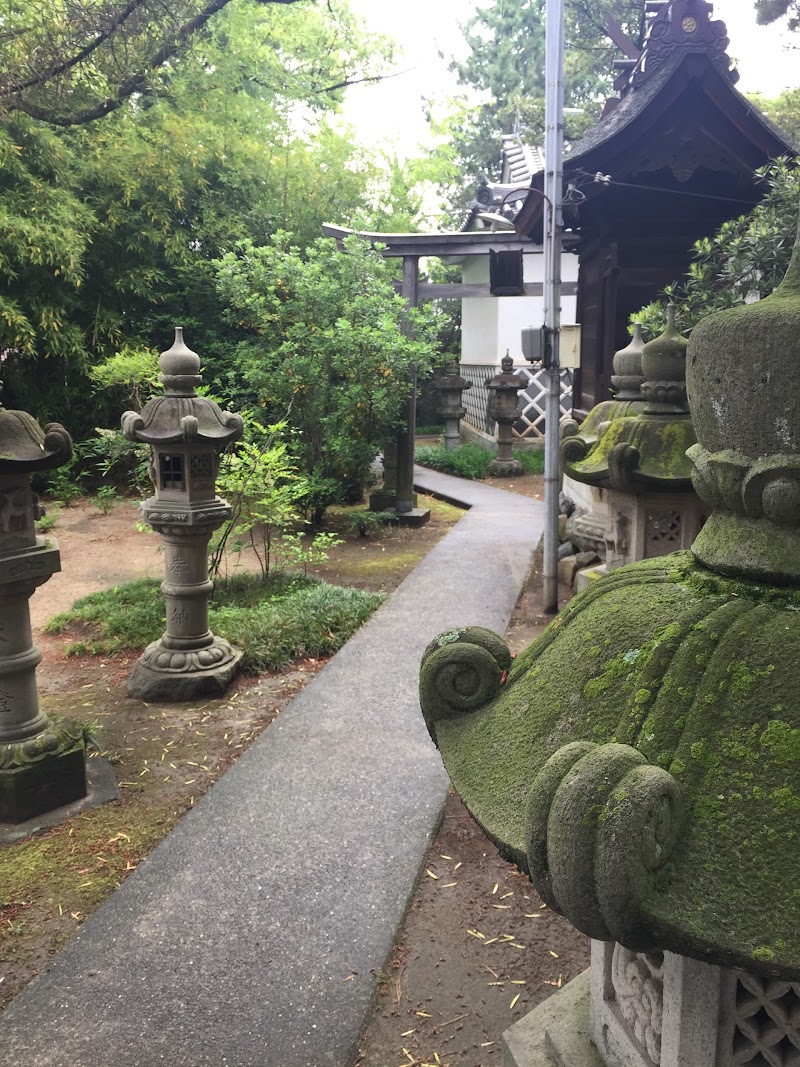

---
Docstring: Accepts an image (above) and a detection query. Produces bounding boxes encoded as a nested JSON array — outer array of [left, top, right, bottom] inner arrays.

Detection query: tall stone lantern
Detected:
[[122, 329, 244, 701], [432, 359, 472, 451], [420, 215, 800, 1066], [0, 391, 86, 823], [487, 354, 525, 476]]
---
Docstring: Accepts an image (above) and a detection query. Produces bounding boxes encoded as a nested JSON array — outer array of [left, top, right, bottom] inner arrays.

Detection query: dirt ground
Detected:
[[3, 470, 591, 1063]]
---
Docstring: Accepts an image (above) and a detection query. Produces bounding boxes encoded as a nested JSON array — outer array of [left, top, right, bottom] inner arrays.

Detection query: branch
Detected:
[[6, 0, 305, 125], [0, 0, 147, 100], [316, 65, 414, 96]]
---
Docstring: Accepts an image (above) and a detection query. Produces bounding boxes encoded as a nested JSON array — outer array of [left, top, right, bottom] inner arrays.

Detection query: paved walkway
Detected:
[[2, 470, 544, 1067]]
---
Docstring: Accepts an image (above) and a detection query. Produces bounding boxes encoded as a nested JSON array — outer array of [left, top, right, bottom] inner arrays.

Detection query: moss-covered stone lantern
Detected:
[[0, 390, 85, 823], [562, 309, 704, 574], [487, 353, 525, 476], [122, 329, 244, 701], [432, 359, 472, 451], [419, 217, 800, 1065], [560, 326, 650, 561]]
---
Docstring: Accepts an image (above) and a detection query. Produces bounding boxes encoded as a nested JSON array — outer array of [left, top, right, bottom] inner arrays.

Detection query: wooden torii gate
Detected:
[[322, 225, 541, 522]]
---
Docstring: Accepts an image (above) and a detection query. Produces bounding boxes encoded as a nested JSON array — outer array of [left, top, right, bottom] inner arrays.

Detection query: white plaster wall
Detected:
[[461, 251, 579, 366]]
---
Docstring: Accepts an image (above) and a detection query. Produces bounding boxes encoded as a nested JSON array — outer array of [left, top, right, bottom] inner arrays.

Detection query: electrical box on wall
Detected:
[[561, 324, 581, 369], [521, 324, 581, 369]]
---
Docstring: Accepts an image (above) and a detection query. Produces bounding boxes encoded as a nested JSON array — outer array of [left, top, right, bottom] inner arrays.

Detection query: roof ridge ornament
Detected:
[[621, 0, 737, 96]]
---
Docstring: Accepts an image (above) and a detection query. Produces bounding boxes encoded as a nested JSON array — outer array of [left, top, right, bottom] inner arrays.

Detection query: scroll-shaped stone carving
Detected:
[[525, 741, 683, 947], [419, 627, 511, 742]]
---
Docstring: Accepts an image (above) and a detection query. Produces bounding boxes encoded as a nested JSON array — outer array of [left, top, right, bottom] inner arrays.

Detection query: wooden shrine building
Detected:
[[515, 0, 795, 418]]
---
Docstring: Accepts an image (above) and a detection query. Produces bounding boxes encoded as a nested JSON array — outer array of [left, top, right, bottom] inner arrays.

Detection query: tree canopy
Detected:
[[424, 0, 646, 220], [0, 0, 416, 440], [0, 0, 393, 126]]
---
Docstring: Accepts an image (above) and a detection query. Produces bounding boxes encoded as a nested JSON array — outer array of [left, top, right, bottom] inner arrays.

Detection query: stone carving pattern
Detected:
[[731, 973, 800, 1067], [190, 453, 214, 479], [611, 944, 664, 1065], [646, 510, 682, 547]]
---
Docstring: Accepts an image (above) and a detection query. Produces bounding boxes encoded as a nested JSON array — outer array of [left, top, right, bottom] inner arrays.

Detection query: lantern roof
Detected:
[[0, 382, 72, 474], [563, 309, 694, 491], [121, 329, 243, 447]]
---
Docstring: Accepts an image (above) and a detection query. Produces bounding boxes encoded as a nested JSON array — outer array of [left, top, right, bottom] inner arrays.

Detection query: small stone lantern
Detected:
[[0, 390, 85, 823], [486, 353, 525, 476], [562, 307, 703, 573], [432, 359, 472, 451], [122, 329, 244, 701]]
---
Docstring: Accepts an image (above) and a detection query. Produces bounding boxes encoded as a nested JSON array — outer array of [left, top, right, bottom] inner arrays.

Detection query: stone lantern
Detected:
[[0, 390, 85, 823], [562, 308, 704, 574], [122, 329, 244, 701], [560, 325, 650, 561], [432, 359, 472, 451], [486, 353, 525, 476], [420, 216, 800, 1066]]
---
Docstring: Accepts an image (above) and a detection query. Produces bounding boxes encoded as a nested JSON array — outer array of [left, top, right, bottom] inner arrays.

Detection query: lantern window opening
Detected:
[[159, 453, 185, 491]]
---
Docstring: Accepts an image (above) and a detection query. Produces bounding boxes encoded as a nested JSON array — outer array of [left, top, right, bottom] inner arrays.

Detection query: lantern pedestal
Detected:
[[126, 498, 243, 702]]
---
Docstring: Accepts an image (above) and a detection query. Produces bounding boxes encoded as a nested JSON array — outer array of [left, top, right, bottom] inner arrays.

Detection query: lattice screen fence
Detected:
[[459, 363, 574, 439]]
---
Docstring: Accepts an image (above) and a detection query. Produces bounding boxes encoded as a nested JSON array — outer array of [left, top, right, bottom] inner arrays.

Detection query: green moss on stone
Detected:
[[429, 548, 800, 976]]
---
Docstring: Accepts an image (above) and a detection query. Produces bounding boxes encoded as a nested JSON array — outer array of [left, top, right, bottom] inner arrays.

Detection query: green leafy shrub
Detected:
[[416, 442, 545, 479], [415, 443, 493, 480], [343, 509, 395, 537], [45, 573, 383, 673], [215, 233, 442, 521]]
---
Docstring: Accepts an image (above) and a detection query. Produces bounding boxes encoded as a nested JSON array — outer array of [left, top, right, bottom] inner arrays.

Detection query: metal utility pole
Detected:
[[542, 0, 565, 614]]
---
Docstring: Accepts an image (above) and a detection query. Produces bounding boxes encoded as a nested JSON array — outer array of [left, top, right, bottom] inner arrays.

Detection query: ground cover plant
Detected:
[[415, 442, 545, 479], [46, 573, 384, 673]]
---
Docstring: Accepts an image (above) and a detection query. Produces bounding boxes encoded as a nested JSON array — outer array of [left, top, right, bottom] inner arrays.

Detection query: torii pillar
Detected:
[[392, 255, 430, 526]]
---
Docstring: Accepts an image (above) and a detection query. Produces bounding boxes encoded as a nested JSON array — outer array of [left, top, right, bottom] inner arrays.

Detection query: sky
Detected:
[[341, 0, 800, 160]]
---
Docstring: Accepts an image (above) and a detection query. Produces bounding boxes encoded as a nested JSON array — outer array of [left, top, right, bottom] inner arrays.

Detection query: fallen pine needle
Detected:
[[441, 882, 457, 888], [500, 892, 514, 899], [511, 943, 526, 950], [491, 904, 511, 909], [492, 883, 499, 894], [525, 913, 541, 918], [483, 937, 498, 945], [415, 1011, 432, 1017], [440, 854, 451, 860], [549, 950, 559, 958], [453, 862, 462, 871], [400, 1030, 416, 1037], [467, 929, 485, 939], [510, 980, 526, 985], [488, 981, 504, 986], [510, 993, 521, 1010], [425, 869, 439, 880]]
